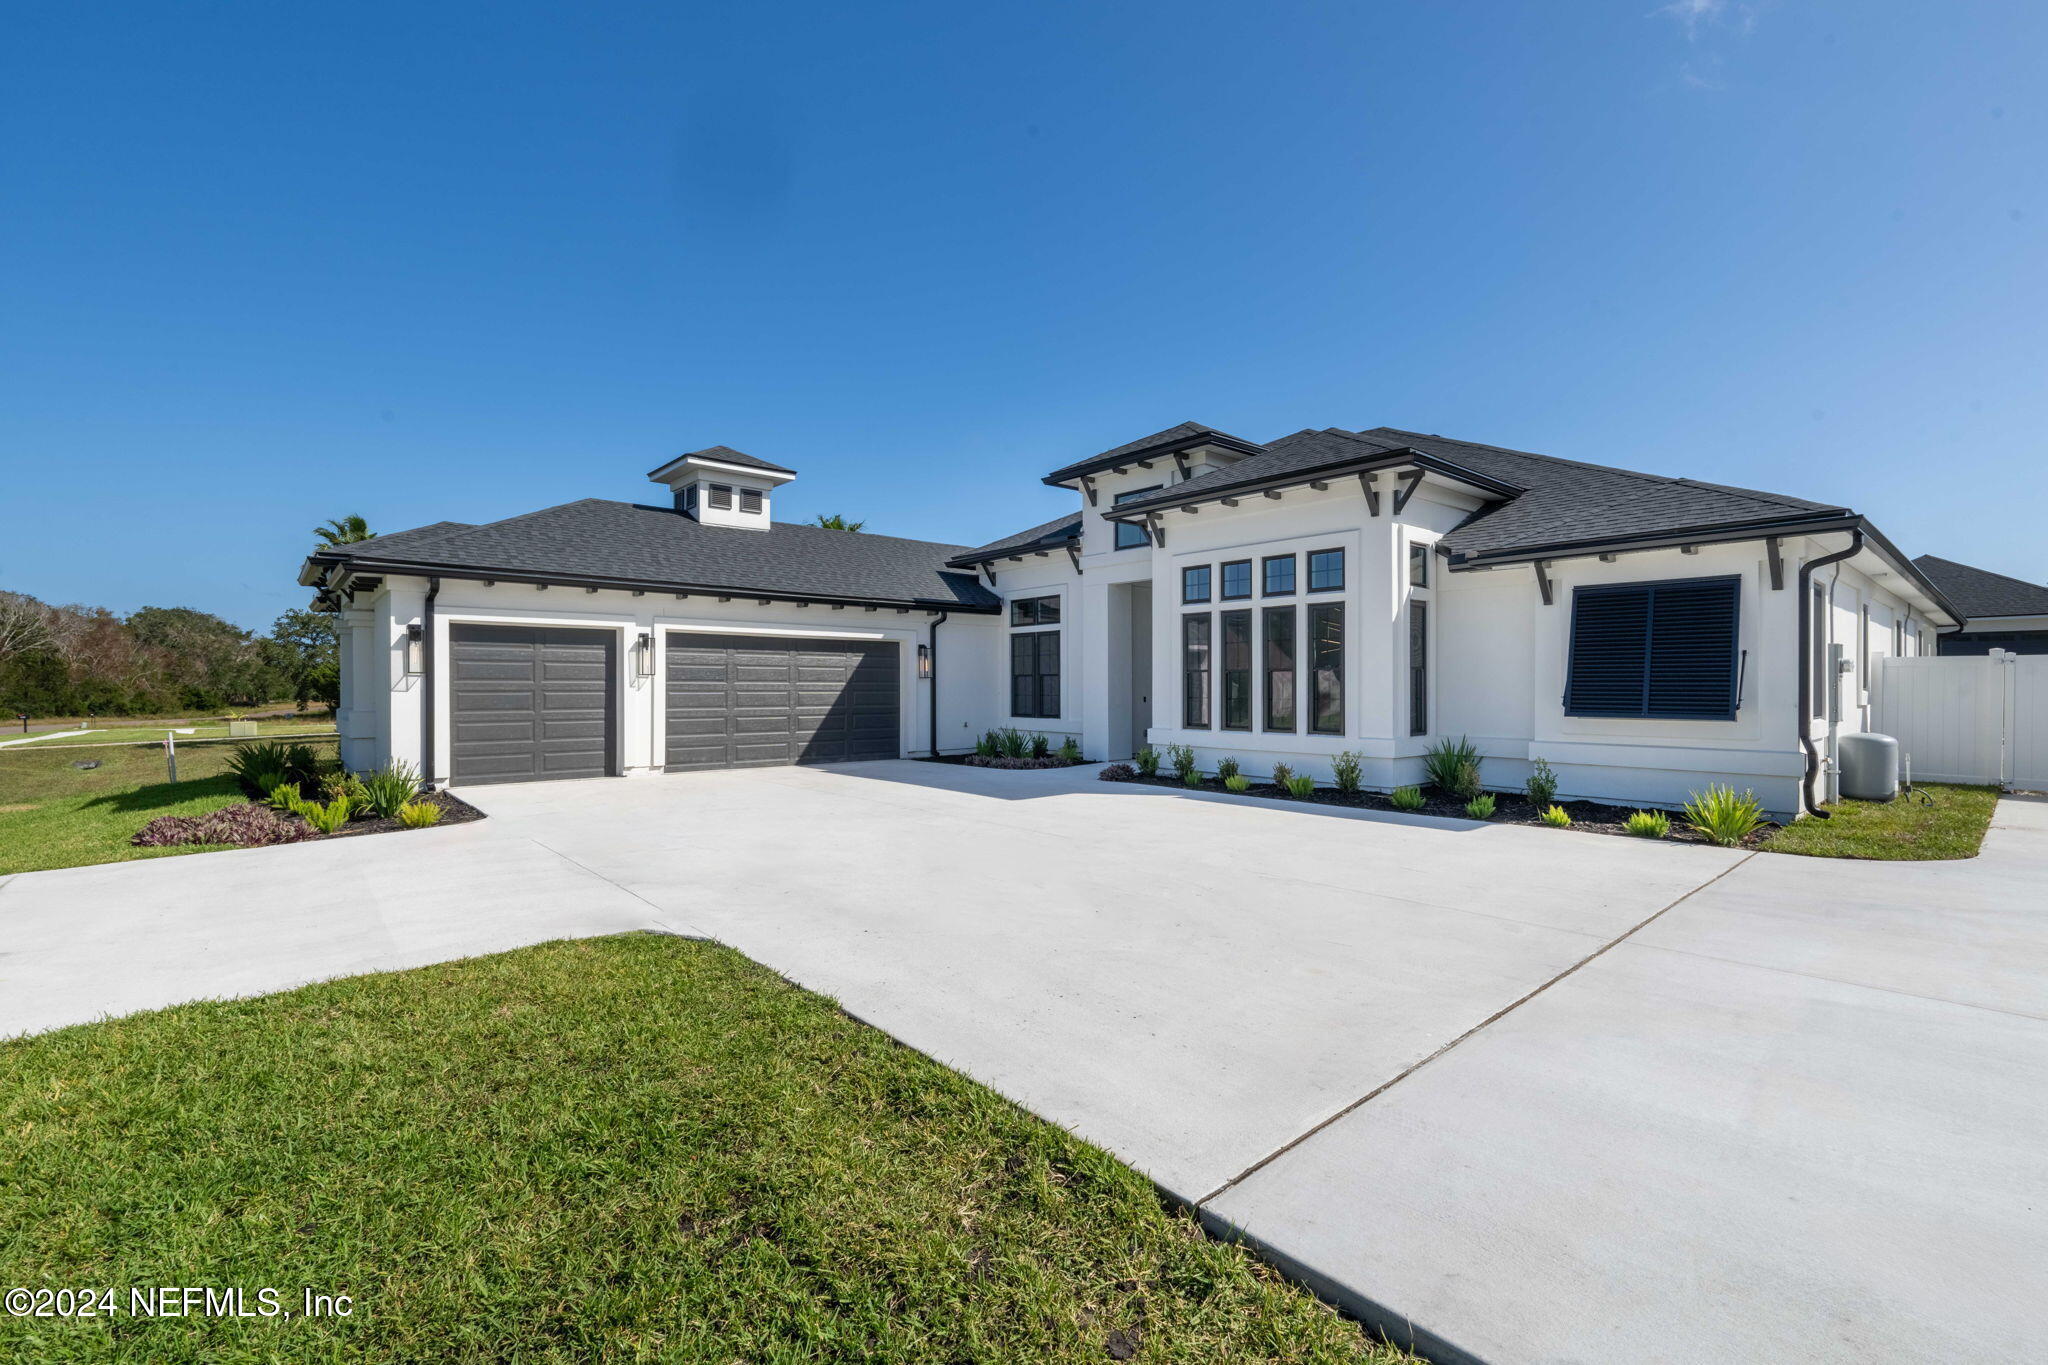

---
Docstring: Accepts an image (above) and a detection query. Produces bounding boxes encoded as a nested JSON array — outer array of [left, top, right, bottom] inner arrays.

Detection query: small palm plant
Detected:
[[1625, 810, 1672, 839], [1465, 793, 1497, 820], [995, 728, 1029, 760], [1389, 785, 1427, 812], [359, 761, 422, 819], [299, 795, 354, 834], [265, 781, 301, 812], [397, 799, 443, 829], [1683, 786, 1765, 847], [1422, 736, 1483, 801], [1223, 774, 1251, 793], [1539, 804, 1573, 828], [1182, 769, 1205, 788], [1284, 774, 1317, 800]]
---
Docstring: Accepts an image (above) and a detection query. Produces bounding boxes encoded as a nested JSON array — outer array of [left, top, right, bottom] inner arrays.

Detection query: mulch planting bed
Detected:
[[920, 754, 1089, 770], [1109, 773, 1776, 848], [132, 789, 485, 850], [320, 789, 485, 839]]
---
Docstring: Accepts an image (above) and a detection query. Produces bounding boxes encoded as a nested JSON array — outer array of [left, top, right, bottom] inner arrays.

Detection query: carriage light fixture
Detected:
[[403, 622, 425, 676], [917, 643, 931, 679], [634, 631, 655, 679]]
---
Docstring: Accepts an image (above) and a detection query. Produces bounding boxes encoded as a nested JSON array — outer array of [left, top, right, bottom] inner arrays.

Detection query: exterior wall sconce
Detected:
[[634, 631, 655, 679], [403, 622, 425, 676], [917, 643, 931, 679]]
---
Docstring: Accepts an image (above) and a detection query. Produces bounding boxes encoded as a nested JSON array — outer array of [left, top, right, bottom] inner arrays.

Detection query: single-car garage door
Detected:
[[449, 624, 616, 784], [666, 633, 899, 771]]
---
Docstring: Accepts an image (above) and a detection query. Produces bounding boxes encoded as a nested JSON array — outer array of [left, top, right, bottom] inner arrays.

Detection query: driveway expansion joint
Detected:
[[1192, 850, 1760, 1208]]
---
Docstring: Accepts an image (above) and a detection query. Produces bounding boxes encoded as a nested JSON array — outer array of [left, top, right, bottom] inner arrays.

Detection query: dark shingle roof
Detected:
[[1107, 425, 1848, 561], [1364, 429, 1846, 561], [343, 521, 476, 558], [946, 512, 1083, 566], [1042, 421, 1261, 485], [1912, 555, 2048, 620], [648, 445, 797, 476], [323, 500, 996, 610]]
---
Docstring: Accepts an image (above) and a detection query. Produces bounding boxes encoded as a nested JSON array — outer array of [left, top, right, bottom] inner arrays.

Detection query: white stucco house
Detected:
[[300, 423, 1967, 817]]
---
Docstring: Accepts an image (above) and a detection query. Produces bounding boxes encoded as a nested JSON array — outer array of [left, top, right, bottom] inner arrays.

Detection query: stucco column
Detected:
[[1078, 577, 1115, 759]]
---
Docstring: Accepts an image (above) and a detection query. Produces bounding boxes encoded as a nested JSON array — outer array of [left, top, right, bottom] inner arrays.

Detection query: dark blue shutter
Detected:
[[1566, 577, 1739, 720]]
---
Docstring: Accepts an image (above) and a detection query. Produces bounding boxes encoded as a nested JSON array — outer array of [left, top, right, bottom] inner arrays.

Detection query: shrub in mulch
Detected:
[[1098, 763, 1138, 782], [132, 802, 316, 849], [131, 790, 485, 850]]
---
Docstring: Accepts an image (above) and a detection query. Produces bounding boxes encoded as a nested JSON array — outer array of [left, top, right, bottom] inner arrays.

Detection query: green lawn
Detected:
[[0, 739, 339, 876], [1764, 782, 2000, 860], [0, 936, 1415, 1364], [11, 718, 337, 746]]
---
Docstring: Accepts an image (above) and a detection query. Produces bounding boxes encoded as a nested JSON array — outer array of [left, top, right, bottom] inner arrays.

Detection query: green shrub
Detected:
[[280, 743, 323, 785], [1029, 732, 1051, 760], [1056, 737, 1082, 763], [1331, 750, 1363, 795], [1526, 757, 1559, 809], [396, 799, 443, 829], [1465, 793, 1497, 820], [1182, 769, 1204, 788], [1539, 804, 1573, 828], [1625, 810, 1672, 839], [299, 795, 354, 834], [322, 770, 369, 807], [1167, 744, 1198, 781], [1215, 756, 1240, 781], [1683, 785, 1765, 847], [1389, 785, 1426, 811], [226, 743, 299, 798], [265, 781, 301, 812], [1423, 736, 1483, 800], [359, 761, 422, 819], [1284, 774, 1316, 800], [974, 732, 997, 759], [1223, 774, 1251, 793], [995, 728, 1029, 760], [1135, 746, 1161, 778], [1268, 761, 1293, 789]]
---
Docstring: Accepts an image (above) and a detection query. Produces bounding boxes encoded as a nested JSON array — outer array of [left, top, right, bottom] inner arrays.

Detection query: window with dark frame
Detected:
[[740, 488, 763, 514], [1308, 548, 1345, 593], [1220, 560, 1252, 600], [1113, 486, 1161, 550], [1262, 554, 1296, 596], [1309, 602, 1344, 734], [1408, 601, 1428, 736], [709, 484, 733, 510], [1565, 576, 1743, 721], [1263, 605, 1296, 731], [1182, 564, 1211, 604], [1409, 543, 1430, 587], [1010, 631, 1061, 718], [1010, 595, 1061, 626], [1221, 610, 1252, 730], [1182, 615, 1211, 728]]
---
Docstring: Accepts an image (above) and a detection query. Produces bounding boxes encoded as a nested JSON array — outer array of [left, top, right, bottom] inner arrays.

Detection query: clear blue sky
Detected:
[[3, 1, 2042, 631]]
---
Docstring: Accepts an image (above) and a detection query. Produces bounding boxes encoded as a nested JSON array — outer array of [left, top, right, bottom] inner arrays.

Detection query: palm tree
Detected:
[[810, 514, 866, 532], [314, 514, 375, 546]]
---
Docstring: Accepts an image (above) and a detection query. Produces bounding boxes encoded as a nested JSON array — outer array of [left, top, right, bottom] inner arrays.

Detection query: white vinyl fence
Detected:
[[1874, 652, 2048, 790]]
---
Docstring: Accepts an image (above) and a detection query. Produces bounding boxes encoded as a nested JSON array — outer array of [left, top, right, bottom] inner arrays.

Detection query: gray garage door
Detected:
[[449, 624, 616, 785], [666, 633, 899, 771]]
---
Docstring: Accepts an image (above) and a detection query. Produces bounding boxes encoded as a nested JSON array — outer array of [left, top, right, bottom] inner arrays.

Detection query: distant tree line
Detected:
[[0, 591, 337, 717]]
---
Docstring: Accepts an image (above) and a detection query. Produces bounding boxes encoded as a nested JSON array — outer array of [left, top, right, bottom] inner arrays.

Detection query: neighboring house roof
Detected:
[[945, 512, 1083, 567], [1041, 421, 1263, 486], [646, 445, 797, 476], [1912, 555, 2048, 620], [311, 500, 998, 611]]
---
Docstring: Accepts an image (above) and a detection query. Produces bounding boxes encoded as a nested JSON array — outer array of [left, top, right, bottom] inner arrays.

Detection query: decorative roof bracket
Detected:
[[1534, 560, 1554, 606], [1079, 475, 1099, 507], [1065, 543, 1082, 574], [1391, 468, 1427, 516], [1358, 472, 1381, 516]]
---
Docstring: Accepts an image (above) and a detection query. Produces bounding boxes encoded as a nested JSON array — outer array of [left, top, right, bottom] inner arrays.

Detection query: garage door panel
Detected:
[[450, 625, 615, 785], [665, 632, 898, 772]]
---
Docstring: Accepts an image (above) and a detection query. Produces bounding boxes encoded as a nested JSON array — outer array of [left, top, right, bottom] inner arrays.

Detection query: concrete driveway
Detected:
[[2, 762, 2043, 1363]]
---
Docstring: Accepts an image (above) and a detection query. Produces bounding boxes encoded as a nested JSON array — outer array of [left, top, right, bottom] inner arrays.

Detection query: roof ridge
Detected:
[[596, 500, 974, 556], [1368, 427, 1834, 515]]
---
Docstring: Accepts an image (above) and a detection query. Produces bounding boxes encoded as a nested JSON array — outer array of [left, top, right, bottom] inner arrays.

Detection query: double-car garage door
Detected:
[[665, 632, 899, 770], [447, 624, 900, 784]]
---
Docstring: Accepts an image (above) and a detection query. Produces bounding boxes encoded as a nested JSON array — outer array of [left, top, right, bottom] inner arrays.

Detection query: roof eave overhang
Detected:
[[1100, 449, 1525, 521], [1448, 514, 1965, 627], [320, 554, 1000, 615], [1041, 432, 1266, 488], [646, 455, 798, 486], [944, 530, 1081, 568]]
